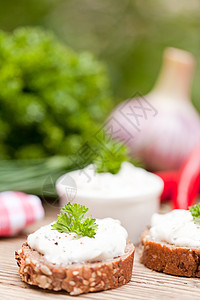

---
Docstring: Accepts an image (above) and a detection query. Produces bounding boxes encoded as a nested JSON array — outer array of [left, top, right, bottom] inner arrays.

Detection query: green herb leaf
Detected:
[[93, 135, 141, 174], [189, 202, 200, 222], [51, 203, 98, 238]]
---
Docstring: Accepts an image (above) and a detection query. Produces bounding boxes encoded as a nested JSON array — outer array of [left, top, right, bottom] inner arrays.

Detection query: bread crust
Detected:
[[141, 230, 200, 277], [15, 241, 134, 295]]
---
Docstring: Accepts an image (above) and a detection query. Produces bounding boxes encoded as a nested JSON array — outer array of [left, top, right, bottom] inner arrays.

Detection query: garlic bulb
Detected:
[[108, 48, 200, 171]]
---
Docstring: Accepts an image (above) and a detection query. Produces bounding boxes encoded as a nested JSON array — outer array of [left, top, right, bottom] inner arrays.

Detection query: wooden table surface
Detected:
[[1, 203, 200, 300]]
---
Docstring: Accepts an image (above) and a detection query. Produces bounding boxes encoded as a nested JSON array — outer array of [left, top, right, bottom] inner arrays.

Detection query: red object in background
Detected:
[[155, 143, 200, 209], [173, 143, 200, 209], [0, 191, 44, 236], [155, 170, 179, 203]]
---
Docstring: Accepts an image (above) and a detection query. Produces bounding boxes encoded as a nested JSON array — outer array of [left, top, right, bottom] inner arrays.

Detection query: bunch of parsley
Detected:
[[0, 27, 112, 159]]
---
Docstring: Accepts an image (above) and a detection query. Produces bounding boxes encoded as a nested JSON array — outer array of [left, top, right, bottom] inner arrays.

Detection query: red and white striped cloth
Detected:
[[0, 191, 44, 236]]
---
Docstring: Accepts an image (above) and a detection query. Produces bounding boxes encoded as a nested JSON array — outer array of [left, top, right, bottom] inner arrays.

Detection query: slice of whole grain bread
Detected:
[[15, 241, 134, 295], [141, 230, 200, 277]]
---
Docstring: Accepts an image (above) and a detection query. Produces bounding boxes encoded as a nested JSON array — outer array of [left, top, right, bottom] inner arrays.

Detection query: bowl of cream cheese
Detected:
[[56, 162, 164, 244]]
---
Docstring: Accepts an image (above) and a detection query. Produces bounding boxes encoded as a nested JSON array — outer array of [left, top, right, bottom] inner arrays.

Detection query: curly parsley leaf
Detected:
[[93, 139, 129, 174], [189, 202, 200, 222], [51, 203, 98, 238], [93, 135, 142, 174]]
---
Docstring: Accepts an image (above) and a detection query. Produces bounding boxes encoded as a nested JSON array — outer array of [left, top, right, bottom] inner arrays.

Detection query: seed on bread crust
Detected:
[[140, 230, 200, 277], [40, 265, 52, 276], [15, 241, 134, 295]]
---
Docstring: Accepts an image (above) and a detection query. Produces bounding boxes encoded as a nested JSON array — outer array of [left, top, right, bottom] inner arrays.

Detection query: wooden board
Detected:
[[1, 204, 200, 300]]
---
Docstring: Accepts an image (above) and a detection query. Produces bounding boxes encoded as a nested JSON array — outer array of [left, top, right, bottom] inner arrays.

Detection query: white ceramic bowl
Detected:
[[56, 164, 164, 244]]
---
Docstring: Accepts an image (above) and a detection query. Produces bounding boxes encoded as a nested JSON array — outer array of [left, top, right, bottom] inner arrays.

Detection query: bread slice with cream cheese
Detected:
[[141, 230, 200, 277], [140, 209, 200, 277], [15, 241, 134, 295]]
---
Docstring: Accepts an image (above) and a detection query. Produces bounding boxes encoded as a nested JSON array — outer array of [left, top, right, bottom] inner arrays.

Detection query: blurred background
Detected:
[[1, 0, 200, 109], [0, 0, 200, 197]]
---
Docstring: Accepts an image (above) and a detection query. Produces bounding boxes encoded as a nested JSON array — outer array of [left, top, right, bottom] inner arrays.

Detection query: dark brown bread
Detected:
[[141, 230, 200, 277], [15, 241, 134, 295]]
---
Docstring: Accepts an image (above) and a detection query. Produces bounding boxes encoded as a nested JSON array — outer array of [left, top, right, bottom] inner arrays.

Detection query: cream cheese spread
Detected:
[[27, 218, 128, 265], [150, 209, 200, 248], [62, 162, 162, 199]]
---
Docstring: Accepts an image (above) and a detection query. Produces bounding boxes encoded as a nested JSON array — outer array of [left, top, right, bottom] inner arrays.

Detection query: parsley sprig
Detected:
[[51, 203, 98, 238], [92, 132, 143, 174], [94, 140, 130, 174], [189, 202, 200, 222]]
